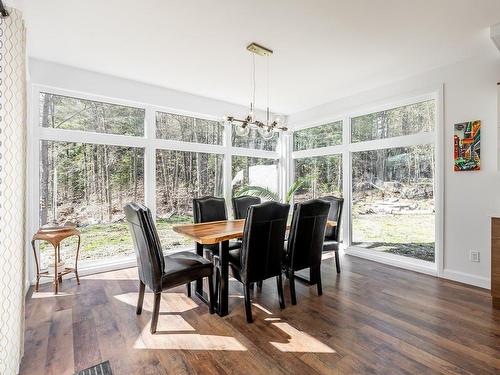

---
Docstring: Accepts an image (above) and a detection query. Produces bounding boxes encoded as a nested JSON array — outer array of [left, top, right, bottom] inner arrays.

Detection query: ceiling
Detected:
[[22, 0, 500, 114]]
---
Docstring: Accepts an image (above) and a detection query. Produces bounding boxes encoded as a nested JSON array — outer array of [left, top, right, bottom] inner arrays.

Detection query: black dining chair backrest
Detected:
[[193, 196, 227, 223], [124, 202, 164, 293], [232, 195, 261, 219], [320, 196, 344, 241], [286, 199, 330, 271], [239, 201, 290, 283]]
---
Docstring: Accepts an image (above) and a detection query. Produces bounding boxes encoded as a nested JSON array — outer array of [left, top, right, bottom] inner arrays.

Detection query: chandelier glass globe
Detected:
[[258, 126, 274, 140], [234, 123, 250, 137]]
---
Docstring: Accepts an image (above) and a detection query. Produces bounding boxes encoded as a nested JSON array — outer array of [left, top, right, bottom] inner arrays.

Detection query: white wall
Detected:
[[289, 51, 500, 289], [28, 58, 259, 119]]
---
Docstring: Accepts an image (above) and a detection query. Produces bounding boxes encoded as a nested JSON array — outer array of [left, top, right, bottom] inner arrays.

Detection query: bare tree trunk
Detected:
[[40, 94, 51, 224]]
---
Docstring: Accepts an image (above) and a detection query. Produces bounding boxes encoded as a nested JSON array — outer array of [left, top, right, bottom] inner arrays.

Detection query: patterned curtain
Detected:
[[0, 7, 26, 375]]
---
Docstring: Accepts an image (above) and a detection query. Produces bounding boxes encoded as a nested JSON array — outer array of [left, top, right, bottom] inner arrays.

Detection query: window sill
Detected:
[[345, 246, 437, 276]]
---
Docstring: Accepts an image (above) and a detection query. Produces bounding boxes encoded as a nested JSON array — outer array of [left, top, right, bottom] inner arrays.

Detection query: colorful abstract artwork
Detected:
[[453, 120, 480, 171]]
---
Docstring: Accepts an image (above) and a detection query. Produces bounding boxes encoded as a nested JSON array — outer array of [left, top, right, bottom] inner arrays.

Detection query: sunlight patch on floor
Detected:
[[134, 326, 247, 351], [154, 314, 196, 332], [84, 269, 138, 280], [270, 322, 335, 353], [31, 291, 74, 299], [252, 303, 274, 315], [114, 292, 199, 313]]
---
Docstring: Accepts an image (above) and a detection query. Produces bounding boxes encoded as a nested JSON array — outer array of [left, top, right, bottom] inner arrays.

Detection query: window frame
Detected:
[[27, 84, 282, 280], [291, 88, 444, 277]]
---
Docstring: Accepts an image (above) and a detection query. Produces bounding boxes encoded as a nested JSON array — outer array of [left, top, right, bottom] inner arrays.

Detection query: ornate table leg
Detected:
[[75, 235, 81, 285], [31, 240, 40, 292]]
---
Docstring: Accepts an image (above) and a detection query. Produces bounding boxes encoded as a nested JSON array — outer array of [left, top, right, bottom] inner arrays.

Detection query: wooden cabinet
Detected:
[[492, 217, 500, 308]]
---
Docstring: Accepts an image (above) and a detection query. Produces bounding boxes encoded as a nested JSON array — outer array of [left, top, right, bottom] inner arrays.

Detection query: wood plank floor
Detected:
[[20, 253, 500, 375]]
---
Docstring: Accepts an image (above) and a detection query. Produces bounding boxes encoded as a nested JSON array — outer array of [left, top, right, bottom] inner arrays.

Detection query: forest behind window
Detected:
[[156, 150, 223, 250], [40, 92, 145, 136], [294, 155, 342, 201], [293, 121, 342, 151], [351, 100, 435, 143], [156, 112, 223, 144]]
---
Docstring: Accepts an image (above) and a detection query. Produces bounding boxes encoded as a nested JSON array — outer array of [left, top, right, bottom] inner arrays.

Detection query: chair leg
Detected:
[[151, 292, 161, 334], [136, 281, 145, 315], [186, 282, 191, 297], [207, 274, 215, 314], [243, 283, 253, 323], [289, 270, 297, 305], [316, 265, 323, 296], [276, 274, 285, 309], [257, 281, 263, 290], [335, 250, 341, 273]]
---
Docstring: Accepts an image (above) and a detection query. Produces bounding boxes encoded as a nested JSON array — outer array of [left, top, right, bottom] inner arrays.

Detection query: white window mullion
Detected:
[[343, 115, 352, 249], [39, 127, 148, 148], [153, 138, 226, 155], [144, 107, 156, 218], [348, 131, 435, 153], [292, 144, 345, 159], [280, 132, 291, 203], [223, 122, 233, 216]]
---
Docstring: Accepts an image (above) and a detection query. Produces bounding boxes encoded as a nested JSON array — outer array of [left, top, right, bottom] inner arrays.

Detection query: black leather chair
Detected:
[[124, 203, 214, 334], [222, 201, 290, 323], [193, 196, 240, 255], [320, 196, 344, 273], [283, 199, 330, 305], [232, 195, 261, 219]]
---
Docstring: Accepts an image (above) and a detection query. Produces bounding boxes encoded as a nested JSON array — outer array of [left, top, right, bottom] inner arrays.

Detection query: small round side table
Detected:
[[31, 226, 81, 294]]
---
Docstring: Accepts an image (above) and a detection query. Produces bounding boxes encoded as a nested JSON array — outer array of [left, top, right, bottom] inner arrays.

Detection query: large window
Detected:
[[293, 121, 342, 151], [350, 100, 436, 262], [294, 155, 342, 201], [39, 141, 144, 267], [156, 150, 223, 249], [34, 88, 282, 273], [231, 156, 279, 200], [351, 145, 435, 261], [291, 96, 437, 268]]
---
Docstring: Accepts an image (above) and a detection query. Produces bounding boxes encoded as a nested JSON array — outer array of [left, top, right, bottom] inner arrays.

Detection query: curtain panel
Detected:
[[0, 7, 27, 375]]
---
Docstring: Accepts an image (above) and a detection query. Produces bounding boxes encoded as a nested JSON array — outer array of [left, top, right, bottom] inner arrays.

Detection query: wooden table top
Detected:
[[32, 226, 80, 247], [173, 219, 337, 245]]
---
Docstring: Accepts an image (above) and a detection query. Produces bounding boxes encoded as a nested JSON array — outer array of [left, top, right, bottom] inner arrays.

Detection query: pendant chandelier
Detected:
[[224, 43, 287, 140]]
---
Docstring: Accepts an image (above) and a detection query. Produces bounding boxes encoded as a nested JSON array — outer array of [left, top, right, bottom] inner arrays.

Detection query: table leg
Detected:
[[217, 240, 229, 317], [194, 242, 209, 304], [75, 235, 81, 285], [31, 240, 40, 292]]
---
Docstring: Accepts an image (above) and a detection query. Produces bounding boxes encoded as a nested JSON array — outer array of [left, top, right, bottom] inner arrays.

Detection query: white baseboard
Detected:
[[30, 256, 137, 286], [442, 269, 490, 290], [345, 246, 437, 276], [27, 247, 192, 286], [345, 246, 490, 290]]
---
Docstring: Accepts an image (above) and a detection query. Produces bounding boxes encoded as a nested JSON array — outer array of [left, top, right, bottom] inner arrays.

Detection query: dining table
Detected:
[[173, 218, 337, 317]]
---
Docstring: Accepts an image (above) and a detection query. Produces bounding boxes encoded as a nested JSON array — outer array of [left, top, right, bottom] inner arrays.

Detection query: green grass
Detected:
[[352, 213, 435, 262], [40, 215, 195, 267], [40, 212, 436, 267]]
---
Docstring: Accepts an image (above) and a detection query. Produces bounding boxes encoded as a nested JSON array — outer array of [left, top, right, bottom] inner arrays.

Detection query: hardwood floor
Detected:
[[20, 253, 500, 375]]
